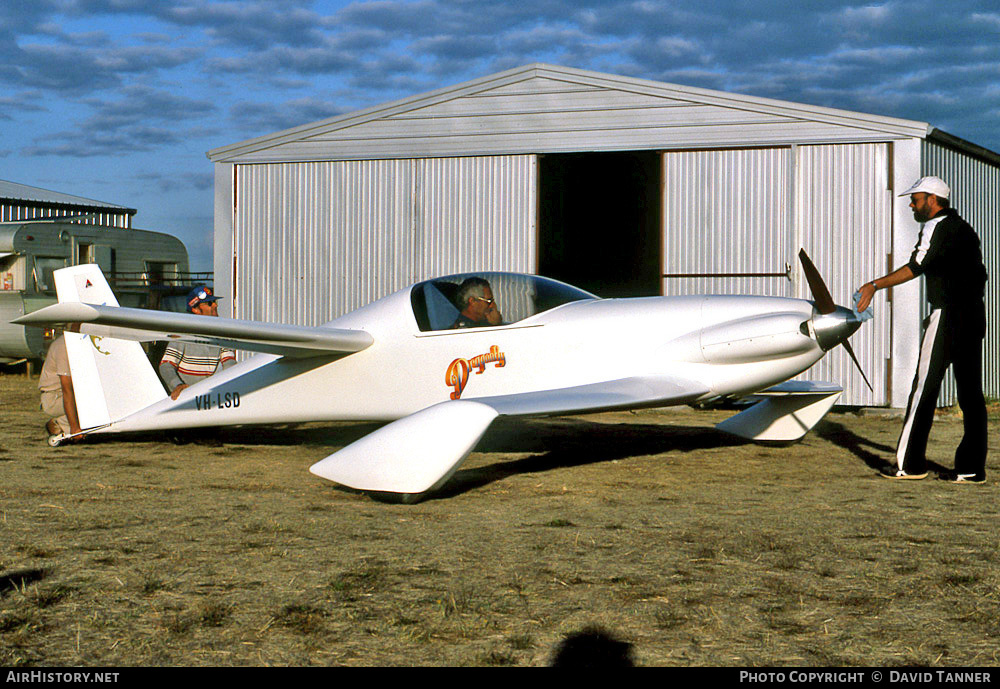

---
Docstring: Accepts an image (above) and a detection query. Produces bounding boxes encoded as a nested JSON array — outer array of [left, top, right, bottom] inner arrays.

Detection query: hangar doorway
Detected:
[[537, 151, 662, 298]]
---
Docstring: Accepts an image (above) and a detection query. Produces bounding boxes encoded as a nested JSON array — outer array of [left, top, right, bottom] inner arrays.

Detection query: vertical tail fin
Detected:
[[54, 265, 167, 430]]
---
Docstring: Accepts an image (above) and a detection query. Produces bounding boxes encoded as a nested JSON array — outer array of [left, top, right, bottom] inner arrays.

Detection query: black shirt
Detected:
[[906, 208, 987, 310]]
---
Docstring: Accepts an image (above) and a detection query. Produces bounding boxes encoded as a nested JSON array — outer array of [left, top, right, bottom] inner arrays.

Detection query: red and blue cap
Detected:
[[187, 286, 221, 312]]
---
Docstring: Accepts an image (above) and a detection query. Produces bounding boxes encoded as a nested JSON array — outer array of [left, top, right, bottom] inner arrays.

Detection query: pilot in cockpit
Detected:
[[451, 277, 503, 328]]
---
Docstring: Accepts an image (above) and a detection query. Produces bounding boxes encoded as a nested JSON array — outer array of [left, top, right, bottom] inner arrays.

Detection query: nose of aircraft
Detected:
[[798, 249, 873, 392], [811, 305, 863, 352]]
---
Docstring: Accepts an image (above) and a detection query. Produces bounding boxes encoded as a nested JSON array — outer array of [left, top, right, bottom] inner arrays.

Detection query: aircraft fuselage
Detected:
[[110, 290, 825, 434]]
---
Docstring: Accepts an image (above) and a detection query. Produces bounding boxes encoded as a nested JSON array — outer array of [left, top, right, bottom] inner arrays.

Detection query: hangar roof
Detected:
[[0, 179, 135, 215], [208, 63, 936, 165]]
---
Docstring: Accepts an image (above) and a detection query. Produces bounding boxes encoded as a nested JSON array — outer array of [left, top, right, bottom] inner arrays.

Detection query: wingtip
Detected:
[[12, 302, 99, 325]]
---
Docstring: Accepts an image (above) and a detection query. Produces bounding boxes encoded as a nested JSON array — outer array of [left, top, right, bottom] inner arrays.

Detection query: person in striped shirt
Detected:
[[158, 286, 236, 400]]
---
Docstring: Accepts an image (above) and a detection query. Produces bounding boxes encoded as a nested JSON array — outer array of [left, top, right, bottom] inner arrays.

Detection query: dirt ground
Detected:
[[1, 372, 998, 667]]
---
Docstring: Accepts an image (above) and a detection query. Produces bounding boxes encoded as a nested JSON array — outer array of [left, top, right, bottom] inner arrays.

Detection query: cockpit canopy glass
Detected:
[[411, 272, 598, 332]]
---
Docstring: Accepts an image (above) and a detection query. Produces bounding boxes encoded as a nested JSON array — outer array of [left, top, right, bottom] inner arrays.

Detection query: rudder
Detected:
[[53, 265, 167, 430]]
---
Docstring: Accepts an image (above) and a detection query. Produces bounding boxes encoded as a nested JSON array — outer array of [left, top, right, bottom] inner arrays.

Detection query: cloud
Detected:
[[5, 42, 202, 93], [160, 0, 329, 49], [971, 12, 1000, 31], [229, 97, 346, 136], [0, 91, 48, 119], [65, 0, 332, 50], [206, 40, 361, 76], [81, 85, 216, 127], [3, 0, 1000, 165], [22, 86, 216, 157], [24, 126, 182, 157], [0, 0, 62, 37], [134, 170, 214, 192]]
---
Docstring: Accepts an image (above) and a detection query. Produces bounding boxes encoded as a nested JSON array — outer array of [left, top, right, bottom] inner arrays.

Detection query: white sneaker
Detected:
[[880, 468, 928, 480], [951, 473, 986, 484]]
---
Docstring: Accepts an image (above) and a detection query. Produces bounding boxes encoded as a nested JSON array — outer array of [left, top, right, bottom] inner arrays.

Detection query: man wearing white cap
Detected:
[[856, 176, 988, 483]]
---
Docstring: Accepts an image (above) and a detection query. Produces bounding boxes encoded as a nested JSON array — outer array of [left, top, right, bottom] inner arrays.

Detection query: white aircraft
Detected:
[[15, 251, 869, 501]]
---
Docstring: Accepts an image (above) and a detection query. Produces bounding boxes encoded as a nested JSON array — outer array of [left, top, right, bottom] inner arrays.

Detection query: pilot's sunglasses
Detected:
[[475, 297, 495, 305]]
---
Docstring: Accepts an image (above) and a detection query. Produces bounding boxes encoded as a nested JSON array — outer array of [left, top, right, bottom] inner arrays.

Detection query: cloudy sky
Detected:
[[3, 0, 999, 271]]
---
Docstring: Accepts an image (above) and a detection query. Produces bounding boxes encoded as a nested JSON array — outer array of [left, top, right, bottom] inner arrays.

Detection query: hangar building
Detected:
[[207, 63, 999, 407], [1, 179, 136, 227]]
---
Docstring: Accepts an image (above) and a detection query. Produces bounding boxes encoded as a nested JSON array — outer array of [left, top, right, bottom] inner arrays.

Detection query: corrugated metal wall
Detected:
[[232, 155, 537, 325], [662, 143, 892, 405], [921, 140, 1000, 402], [662, 147, 792, 297], [795, 144, 892, 406], [0, 203, 131, 228]]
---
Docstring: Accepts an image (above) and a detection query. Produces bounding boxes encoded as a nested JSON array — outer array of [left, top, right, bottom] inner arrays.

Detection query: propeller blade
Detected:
[[798, 249, 836, 315], [798, 248, 874, 392], [842, 340, 874, 392]]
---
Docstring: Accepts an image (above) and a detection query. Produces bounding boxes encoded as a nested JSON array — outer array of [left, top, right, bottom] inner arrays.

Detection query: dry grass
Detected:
[[1, 373, 999, 666]]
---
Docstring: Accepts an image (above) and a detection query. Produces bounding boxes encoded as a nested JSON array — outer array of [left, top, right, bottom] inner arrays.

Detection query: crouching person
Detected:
[[39, 326, 82, 444]]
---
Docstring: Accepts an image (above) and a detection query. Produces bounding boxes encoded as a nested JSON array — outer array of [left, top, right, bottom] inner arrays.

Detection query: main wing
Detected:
[[473, 374, 710, 416], [15, 301, 373, 359], [309, 374, 710, 497]]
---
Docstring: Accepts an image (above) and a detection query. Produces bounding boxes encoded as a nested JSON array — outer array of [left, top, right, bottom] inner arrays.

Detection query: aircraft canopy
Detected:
[[410, 272, 597, 332]]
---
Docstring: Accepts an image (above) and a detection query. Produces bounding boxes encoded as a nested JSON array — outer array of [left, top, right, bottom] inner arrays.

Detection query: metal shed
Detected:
[[207, 63, 999, 407], [1, 179, 136, 228]]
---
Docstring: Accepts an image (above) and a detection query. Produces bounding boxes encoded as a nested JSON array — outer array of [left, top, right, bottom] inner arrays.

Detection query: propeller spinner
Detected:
[[798, 249, 873, 392]]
